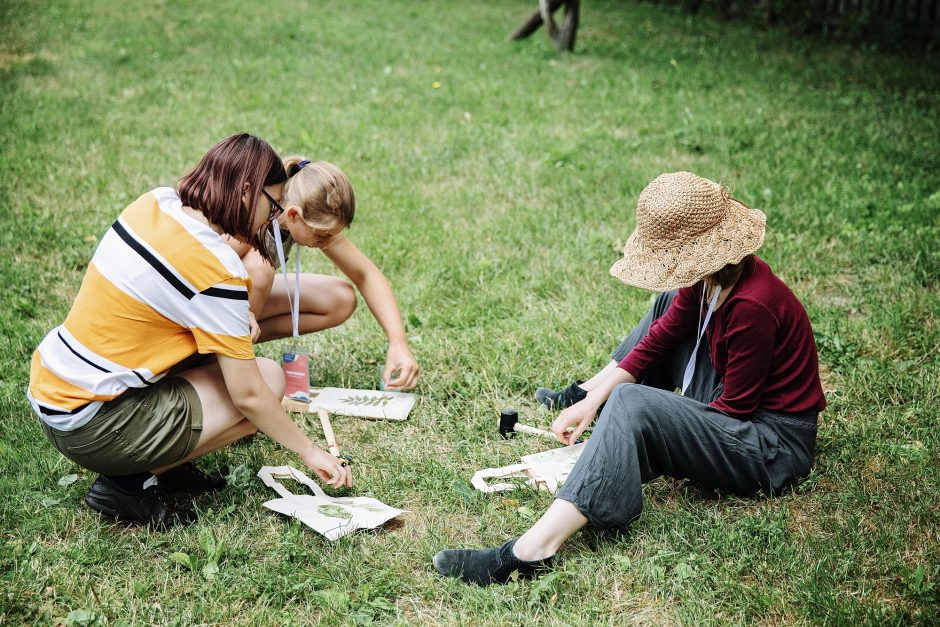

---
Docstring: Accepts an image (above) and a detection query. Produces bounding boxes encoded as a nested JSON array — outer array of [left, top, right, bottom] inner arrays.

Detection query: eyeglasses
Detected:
[[261, 189, 285, 224]]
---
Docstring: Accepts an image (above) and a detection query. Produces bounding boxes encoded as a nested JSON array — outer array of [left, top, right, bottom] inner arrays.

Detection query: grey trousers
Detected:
[[555, 291, 819, 530]]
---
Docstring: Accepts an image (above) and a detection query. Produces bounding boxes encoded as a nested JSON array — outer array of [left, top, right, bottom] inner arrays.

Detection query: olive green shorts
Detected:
[[41, 377, 203, 476]]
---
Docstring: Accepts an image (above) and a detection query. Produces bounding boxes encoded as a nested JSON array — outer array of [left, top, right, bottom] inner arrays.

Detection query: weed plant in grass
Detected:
[[1, 0, 938, 624]]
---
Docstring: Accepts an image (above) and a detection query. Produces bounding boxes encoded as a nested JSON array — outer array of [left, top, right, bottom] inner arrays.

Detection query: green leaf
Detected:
[[313, 589, 350, 609], [40, 497, 62, 508], [368, 597, 398, 613], [65, 608, 96, 625], [650, 565, 666, 583], [340, 394, 394, 407], [169, 552, 193, 570], [202, 561, 219, 579], [198, 527, 223, 560], [57, 473, 79, 487], [675, 562, 695, 580], [317, 504, 353, 520], [451, 479, 476, 503], [224, 464, 253, 490]]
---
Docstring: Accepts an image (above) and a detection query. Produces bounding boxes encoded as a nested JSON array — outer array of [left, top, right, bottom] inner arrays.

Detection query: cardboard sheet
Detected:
[[282, 387, 416, 421]]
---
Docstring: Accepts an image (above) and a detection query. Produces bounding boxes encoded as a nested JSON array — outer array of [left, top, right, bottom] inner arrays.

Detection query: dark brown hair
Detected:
[[710, 254, 753, 288], [177, 133, 286, 263]]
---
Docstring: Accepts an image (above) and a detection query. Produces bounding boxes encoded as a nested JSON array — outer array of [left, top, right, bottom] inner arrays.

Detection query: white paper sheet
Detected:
[[257, 465, 406, 541]]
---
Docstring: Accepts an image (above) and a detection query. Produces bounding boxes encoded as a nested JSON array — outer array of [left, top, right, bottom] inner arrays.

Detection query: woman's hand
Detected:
[[248, 311, 261, 343], [302, 446, 353, 489], [383, 343, 420, 390], [550, 367, 637, 445], [551, 398, 599, 445]]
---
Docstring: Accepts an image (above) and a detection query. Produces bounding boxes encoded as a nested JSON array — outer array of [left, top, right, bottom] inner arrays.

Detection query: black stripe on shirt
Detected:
[[57, 331, 110, 373], [111, 220, 195, 299], [37, 402, 86, 417], [201, 286, 249, 301], [57, 331, 152, 386], [131, 370, 152, 386]]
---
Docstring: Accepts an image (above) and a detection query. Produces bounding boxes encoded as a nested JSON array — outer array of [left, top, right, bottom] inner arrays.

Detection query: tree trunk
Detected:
[[509, 0, 567, 40], [510, 0, 581, 51]]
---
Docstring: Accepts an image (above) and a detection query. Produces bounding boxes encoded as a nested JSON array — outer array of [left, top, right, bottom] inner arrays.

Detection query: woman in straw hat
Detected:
[[433, 171, 826, 585]]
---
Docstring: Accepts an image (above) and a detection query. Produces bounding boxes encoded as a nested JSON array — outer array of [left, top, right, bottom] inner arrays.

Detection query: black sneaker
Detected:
[[535, 380, 587, 410], [85, 476, 193, 528], [156, 462, 226, 495]]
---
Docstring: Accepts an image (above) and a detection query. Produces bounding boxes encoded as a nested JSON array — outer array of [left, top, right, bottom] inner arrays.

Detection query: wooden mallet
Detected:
[[317, 408, 353, 466], [498, 408, 557, 441]]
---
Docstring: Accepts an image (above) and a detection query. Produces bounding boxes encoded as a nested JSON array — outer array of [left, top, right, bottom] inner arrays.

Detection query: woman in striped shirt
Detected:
[[28, 133, 351, 527]]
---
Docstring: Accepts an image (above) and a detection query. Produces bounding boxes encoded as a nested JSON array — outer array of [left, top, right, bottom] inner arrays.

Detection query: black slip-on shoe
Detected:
[[156, 462, 226, 495], [85, 476, 194, 528], [432, 539, 555, 586], [535, 380, 588, 410]]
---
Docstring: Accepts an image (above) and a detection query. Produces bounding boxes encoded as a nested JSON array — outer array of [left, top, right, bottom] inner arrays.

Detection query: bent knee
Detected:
[[326, 278, 357, 323], [605, 383, 658, 431], [338, 280, 357, 317], [256, 357, 286, 398], [610, 382, 648, 406]]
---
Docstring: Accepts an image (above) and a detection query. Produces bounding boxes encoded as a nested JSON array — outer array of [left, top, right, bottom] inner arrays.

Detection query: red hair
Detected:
[[177, 133, 286, 263]]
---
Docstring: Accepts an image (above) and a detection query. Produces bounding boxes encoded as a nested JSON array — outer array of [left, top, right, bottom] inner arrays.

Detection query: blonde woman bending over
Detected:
[[227, 158, 419, 390]]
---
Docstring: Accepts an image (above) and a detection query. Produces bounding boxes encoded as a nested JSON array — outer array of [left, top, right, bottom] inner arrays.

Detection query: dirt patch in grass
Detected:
[[0, 50, 60, 69]]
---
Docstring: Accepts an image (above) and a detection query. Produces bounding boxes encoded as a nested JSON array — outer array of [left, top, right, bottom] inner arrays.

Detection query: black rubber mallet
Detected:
[[498, 408, 557, 440]]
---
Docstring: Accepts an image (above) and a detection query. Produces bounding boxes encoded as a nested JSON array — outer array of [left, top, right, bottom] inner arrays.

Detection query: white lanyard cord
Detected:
[[681, 282, 721, 396], [271, 220, 301, 339]]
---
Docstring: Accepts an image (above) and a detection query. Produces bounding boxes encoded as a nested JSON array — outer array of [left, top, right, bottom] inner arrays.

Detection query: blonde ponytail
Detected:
[[282, 157, 356, 228]]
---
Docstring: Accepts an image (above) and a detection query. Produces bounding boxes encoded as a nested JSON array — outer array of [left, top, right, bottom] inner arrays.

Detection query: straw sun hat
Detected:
[[609, 172, 767, 292]]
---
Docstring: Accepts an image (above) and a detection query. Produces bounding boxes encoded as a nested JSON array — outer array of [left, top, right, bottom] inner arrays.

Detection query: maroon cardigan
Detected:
[[619, 256, 826, 419]]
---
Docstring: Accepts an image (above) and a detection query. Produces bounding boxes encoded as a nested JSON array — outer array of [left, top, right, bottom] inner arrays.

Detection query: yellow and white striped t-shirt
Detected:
[[28, 187, 254, 431]]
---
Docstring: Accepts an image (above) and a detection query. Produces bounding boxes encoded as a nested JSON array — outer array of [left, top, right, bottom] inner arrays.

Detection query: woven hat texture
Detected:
[[610, 172, 766, 291]]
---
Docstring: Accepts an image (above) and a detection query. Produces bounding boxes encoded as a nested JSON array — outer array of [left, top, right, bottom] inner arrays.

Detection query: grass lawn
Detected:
[[2, 0, 939, 624]]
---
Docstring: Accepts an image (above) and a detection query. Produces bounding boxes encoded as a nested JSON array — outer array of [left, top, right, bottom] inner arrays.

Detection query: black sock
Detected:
[[106, 472, 152, 491], [433, 539, 554, 586]]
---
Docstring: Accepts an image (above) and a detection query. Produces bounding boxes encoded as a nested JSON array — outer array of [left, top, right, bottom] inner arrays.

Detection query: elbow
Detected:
[[712, 398, 758, 419], [230, 358, 286, 416], [231, 388, 265, 418]]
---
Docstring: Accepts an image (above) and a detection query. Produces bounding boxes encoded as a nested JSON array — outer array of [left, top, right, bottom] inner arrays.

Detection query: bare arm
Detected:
[[551, 366, 637, 445], [217, 355, 351, 487], [220, 236, 274, 334], [323, 235, 419, 390]]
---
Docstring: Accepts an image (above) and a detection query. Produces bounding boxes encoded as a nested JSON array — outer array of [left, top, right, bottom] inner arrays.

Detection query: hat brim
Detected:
[[609, 201, 766, 292]]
